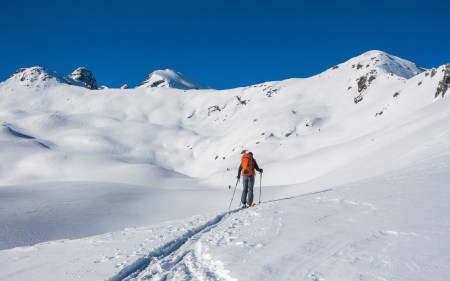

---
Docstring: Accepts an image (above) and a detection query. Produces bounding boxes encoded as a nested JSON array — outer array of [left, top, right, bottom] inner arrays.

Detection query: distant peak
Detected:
[[138, 69, 210, 90], [5, 66, 98, 90]]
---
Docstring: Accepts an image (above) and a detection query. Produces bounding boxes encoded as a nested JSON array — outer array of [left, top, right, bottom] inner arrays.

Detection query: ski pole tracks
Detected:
[[109, 209, 240, 281]]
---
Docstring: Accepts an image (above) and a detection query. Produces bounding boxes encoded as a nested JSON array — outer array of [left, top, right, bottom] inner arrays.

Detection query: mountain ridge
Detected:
[[0, 50, 437, 92]]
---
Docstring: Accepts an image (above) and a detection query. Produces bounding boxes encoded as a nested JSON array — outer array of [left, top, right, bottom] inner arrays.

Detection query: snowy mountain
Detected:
[[1, 50, 450, 280], [138, 69, 210, 90], [68, 67, 98, 89], [336, 50, 425, 79], [2, 66, 97, 90], [4, 66, 76, 89]]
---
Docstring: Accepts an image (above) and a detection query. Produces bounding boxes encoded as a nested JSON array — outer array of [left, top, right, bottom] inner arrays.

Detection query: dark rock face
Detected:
[[368, 75, 376, 84], [354, 94, 363, 104], [148, 79, 166, 88], [68, 67, 98, 89], [235, 96, 247, 105], [357, 76, 368, 93], [355, 70, 377, 100], [435, 64, 450, 98], [431, 68, 437, 78], [208, 105, 224, 116]]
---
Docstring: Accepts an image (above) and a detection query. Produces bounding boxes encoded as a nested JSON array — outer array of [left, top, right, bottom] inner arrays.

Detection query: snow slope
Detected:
[[1, 50, 450, 280], [1, 157, 449, 281]]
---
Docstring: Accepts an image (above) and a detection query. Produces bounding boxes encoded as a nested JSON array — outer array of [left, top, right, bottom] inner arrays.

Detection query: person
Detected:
[[237, 150, 263, 208]]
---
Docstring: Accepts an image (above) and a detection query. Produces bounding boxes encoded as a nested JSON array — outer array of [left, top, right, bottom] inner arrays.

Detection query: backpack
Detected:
[[241, 153, 255, 176]]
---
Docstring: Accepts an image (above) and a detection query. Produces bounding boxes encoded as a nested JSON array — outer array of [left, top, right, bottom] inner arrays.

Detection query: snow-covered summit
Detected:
[[4, 66, 96, 90], [138, 69, 210, 90], [333, 50, 425, 79], [5, 66, 76, 89], [68, 67, 98, 89], [317, 50, 427, 104]]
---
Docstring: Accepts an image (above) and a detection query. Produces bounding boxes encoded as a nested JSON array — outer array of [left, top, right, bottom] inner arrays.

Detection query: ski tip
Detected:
[[251, 203, 257, 207]]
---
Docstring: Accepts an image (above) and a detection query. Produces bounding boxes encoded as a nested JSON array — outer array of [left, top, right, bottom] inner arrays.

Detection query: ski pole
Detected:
[[228, 178, 240, 210], [259, 172, 262, 204]]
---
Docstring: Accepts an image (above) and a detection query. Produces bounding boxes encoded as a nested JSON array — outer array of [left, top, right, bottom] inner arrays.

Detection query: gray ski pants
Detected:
[[241, 176, 255, 206]]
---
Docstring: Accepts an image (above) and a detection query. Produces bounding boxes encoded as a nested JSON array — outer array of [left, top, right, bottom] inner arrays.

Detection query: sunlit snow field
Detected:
[[1, 51, 449, 280]]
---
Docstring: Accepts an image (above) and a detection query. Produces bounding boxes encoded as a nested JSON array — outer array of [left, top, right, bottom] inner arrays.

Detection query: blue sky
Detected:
[[1, 0, 449, 89]]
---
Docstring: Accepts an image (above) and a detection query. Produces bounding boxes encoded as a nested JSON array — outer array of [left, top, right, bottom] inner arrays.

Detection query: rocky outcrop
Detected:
[[435, 64, 450, 98], [356, 72, 377, 93], [354, 94, 363, 104], [68, 67, 98, 89]]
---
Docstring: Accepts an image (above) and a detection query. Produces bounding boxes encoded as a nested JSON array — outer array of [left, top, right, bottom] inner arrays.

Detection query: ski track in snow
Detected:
[[109, 210, 240, 281], [110, 189, 334, 281]]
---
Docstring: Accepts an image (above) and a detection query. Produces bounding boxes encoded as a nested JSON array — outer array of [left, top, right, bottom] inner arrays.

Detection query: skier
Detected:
[[237, 150, 263, 208]]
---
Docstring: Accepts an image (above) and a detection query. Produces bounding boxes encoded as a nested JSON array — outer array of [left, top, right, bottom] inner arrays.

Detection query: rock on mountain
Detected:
[[434, 64, 450, 98], [68, 67, 98, 89], [138, 69, 210, 90]]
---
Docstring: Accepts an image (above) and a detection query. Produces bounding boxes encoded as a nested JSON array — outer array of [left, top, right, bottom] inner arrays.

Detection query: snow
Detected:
[[138, 69, 210, 90], [4, 66, 89, 90], [0, 50, 449, 280]]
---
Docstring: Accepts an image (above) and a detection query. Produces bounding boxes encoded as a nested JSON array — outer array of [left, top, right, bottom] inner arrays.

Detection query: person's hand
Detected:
[[237, 176, 240, 180], [259, 169, 263, 173]]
